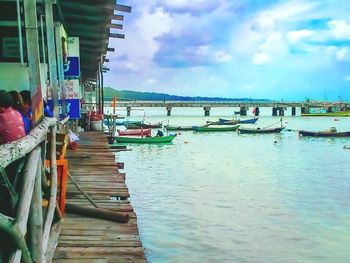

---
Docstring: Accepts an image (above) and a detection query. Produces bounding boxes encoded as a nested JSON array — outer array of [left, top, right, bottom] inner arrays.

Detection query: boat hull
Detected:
[[301, 111, 350, 117], [117, 128, 151, 136], [299, 130, 350, 137], [114, 134, 176, 143], [125, 123, 162, 129], [238, 127, 285, 134], [164, 125, 193, 131], [193, 125, 240, 132]]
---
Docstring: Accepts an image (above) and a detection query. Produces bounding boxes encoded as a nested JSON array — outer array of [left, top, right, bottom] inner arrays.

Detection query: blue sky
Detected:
[[105, 0, 350, 101]]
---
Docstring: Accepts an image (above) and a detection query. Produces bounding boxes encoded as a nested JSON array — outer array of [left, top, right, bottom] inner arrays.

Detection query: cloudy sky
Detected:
[[104, 0, 350, 101]]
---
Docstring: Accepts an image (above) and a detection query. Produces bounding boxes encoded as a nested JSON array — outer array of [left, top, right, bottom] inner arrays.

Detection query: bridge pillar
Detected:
[[254, 106, 260, 116], [166, 106, 172, 116], [278, 108, 285, 116], [291, 107, 296, 116], [272, 107, 278, 116], [126, 106, 131, 116], [240, 106, 247, 116], [203, 106, 211, 116]]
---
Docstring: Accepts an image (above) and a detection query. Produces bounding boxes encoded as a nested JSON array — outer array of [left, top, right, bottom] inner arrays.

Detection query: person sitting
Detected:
[[0, 90, 26, 144], [19, 90, 32, 119], [9, 91, 31, 135], [156, 130, 164, 137]]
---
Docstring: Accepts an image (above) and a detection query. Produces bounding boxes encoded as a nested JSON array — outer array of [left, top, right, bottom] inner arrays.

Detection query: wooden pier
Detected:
[[53, 132, 146, 262]]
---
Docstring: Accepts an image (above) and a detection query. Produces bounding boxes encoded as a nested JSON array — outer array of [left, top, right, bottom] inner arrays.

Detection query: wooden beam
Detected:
[[113, 4, 132, 13], [110, 33, 125, 39], [107, 23, 123, 30]]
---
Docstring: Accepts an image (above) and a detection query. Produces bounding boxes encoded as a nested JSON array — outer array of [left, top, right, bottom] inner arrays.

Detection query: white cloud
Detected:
[[345, 76, 350, 81], [254, 1, 317, 31], [328, 20, 350, 39], [214, 51, 232, 63], [336, 48, 349, 60], [287, 30, 313, 42], [144, 78, 158, 85], [253, 52, 269, 64]]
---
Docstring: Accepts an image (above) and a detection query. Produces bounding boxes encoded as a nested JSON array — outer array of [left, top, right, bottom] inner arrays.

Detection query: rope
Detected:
[[68, 172, 100, 209]]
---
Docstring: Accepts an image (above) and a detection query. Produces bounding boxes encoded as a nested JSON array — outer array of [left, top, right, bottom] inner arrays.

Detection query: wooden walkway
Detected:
[[53, 132, 146, 263]]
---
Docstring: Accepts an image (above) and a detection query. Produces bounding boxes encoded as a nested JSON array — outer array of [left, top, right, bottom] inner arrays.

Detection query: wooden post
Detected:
[[28, 154, 44, 262], [9, 147, 41, 263], [42, 125, 58, 253], [45, 0, 60, 119], [55, 22, 67, 116], [23, 0, 43, 126]]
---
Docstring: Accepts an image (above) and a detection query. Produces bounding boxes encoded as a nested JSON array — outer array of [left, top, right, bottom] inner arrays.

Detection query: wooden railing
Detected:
[[0, 117, 62, 263]]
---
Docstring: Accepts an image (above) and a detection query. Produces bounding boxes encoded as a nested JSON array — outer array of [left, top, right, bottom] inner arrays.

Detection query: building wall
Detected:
[[0, 62, 48, 97]]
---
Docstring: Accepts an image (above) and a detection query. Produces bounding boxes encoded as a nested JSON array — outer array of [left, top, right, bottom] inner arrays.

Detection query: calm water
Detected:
[[113, 107, 350, 263]]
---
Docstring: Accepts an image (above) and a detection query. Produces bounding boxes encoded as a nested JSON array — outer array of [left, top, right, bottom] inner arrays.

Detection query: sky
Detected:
[[104, 0, 350, 101]]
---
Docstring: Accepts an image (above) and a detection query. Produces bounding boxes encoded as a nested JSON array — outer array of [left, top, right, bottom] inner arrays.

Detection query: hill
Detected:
[[103, 87, 271, 102]]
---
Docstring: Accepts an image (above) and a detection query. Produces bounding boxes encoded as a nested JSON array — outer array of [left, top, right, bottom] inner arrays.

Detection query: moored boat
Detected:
[[115, 120, 143, 126], [298, 130, 350, 137], [193, 125, 240, 132], [164, 125, 193, 131], [117, 128, 152, 136], [238, 126, 285, 134], [114, 134, 176, 143], [125, 123, 162, 129], [219, 118, 258, 124]]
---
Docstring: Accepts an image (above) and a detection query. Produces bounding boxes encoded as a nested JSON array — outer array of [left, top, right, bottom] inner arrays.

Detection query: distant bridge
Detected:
[[108, 100, 348, 108], [103, 100, 349, 116]]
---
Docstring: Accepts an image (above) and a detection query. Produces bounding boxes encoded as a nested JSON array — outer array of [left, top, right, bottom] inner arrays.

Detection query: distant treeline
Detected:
[[103, 87, 271, 102]]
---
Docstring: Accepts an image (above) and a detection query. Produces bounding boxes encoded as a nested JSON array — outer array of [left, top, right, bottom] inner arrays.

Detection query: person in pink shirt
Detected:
[[0, 90, 26, 144]]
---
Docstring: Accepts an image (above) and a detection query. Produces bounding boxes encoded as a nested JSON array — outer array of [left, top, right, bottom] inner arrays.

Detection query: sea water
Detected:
[[112, 107, 350, 263]]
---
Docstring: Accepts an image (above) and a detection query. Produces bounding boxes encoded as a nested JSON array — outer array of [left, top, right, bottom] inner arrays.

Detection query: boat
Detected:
[[125, 123, 162, 129], [238, 126, 285, 134], [117, 128, 152, 136], [193, 125, 240, 132], [238, 118, 259, 124], [301, 111, 350, 117], [114, 134, 176, 143], [115, 120, 143, 126], [164, 125, 193, 131], [219, 118, 258, 124], [299, 130, 350, 137]]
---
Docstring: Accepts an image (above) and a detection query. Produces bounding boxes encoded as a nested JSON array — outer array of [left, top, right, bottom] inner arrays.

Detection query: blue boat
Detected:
[[219, 117, 258, 124]]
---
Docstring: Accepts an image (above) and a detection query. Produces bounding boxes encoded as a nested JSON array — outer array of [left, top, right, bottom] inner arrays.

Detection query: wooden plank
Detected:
[[53, 131, 146, 262]]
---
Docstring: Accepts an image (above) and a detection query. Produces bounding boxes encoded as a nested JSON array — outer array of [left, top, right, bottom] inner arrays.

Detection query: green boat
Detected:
[[193, 125, 240, 132], [301, 111, 350, 117], [164, 125, 193, 131], [114, 134, 176, 143]]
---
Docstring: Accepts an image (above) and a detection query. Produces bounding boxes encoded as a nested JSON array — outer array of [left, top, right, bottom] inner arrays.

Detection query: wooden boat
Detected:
[[238, 126, 285, 134], [299, 130, 350, 137], [125, 123, 162, 129], [193, 125, 240, 132], [115, 120, 143, 126], [301, 111, 350, 117], [164, 125, 193, 131], [114, 134, 176, 143], [117, 128, 151, 136], [219, 118, 258, 124]]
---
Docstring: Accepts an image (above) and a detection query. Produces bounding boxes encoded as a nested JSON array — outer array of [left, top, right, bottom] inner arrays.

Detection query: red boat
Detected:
[[117, 128, 152, 137]]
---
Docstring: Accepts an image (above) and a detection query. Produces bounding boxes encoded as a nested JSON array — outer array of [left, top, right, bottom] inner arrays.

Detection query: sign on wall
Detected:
[[64, 37, 80, 78], [48, 98, 81, 119]]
